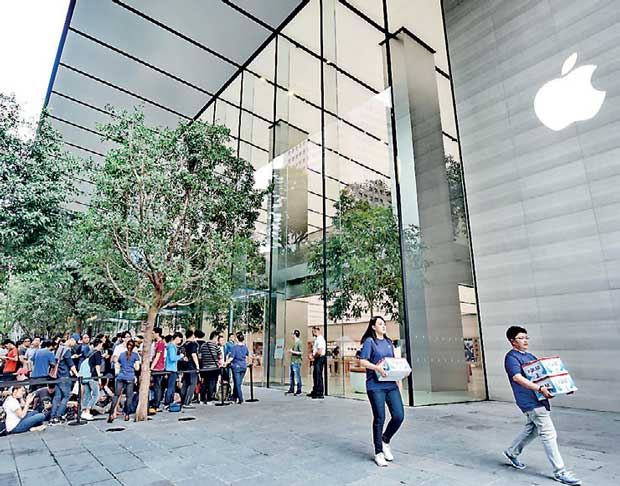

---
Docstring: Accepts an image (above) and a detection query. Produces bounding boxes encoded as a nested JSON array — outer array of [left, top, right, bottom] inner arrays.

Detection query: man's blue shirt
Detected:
[[31, 348, 56, 378], [505, 348, 550, 413]]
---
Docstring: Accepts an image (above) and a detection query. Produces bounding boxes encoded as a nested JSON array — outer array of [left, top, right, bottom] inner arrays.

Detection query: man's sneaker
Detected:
[[382, 442, 394, 461], [284, 390, 294, 395], [81, 412, 94, 421], [374, 452, 389, 467], [30, 425, 46, 432], [503, 450, 526, 470], [311, 394, 324, 399], [294, 391, 302, 396], [553, 471, 582, 485], [306, 392, 315, 397], [49, 418, 61, 426]]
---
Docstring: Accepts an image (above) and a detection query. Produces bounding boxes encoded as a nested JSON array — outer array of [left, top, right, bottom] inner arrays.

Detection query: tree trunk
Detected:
[[135, 303, 159, 421]]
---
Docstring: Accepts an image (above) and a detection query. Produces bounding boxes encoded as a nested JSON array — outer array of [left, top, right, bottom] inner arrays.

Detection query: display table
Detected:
[[349, 360, 367, 394]]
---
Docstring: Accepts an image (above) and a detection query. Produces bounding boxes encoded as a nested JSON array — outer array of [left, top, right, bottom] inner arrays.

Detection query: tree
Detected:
[[82, 108, 266, 421], [3, 222, 126, 337], [306, 180, 424, 323], [445, 155, 468, 240], [0, 93, 79, 281]]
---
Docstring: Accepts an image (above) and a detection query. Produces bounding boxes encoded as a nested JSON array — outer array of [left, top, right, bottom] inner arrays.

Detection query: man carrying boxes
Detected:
[[503, 326, 581, 485]]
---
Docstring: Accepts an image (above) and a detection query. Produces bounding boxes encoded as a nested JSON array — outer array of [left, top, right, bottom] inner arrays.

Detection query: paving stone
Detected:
[[19, 465, 69, 486]]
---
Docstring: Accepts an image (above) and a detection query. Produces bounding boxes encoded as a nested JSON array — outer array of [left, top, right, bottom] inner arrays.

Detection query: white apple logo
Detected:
[[534, 53, 606, 131]]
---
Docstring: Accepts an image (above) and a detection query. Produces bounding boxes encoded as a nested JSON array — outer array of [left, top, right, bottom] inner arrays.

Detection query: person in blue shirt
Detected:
[[31, 341, 56, 380], [50, 338, 78, 424], [226, 332, 249, 404], [223, 333, 236, 400], [164, 332, 185, 407], [108, 339, 140, 423], [359, 316, 404, 468], [503, 326, 581, 485]]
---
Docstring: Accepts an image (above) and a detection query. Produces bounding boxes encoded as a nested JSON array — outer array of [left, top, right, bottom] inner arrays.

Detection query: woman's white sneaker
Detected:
[[374, 452, 389, 467], [382, 442, 394, 461]]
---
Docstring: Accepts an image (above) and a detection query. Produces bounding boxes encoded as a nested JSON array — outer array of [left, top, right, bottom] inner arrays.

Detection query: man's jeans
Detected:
[[367, 388, 405, 455], [164, 372, 177, 405], [51, 380, 72, 419], [181, 370, 198, 405], [506, 407, 565, 473], [232, 367, 246, 403], [312, 356, 326, 396], [201, 369, 219, 402], [82, 380, 100, 410], [288, 362, 302, 393], [10, 411, 46, 434], [151, 373, 164, 407]]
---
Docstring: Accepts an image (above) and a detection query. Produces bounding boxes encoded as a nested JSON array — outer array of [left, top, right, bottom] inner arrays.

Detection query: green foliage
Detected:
[[3, 222, 126, 336], [445, 155, 468, 240], [306, 180, 423, 322], [0, 93, 79, 278], [81, 108, 266, 313]]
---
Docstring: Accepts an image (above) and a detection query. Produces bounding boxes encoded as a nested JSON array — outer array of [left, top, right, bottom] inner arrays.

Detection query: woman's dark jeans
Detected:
[[367, 387, 405, 454], [232, 366, 246, 403], [110, 379, 134, 417]]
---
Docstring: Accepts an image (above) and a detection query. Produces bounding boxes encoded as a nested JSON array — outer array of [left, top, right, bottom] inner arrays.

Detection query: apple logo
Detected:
[[534, 53, 606, 131]]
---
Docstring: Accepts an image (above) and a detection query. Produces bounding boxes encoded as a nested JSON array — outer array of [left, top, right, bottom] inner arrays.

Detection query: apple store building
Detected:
[[45, 0, 620, 412]]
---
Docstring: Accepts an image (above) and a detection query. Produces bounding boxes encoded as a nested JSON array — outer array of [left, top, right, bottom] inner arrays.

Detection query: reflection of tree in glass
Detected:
[[445, 155, 468, 240], [305, 180, 425, 324]]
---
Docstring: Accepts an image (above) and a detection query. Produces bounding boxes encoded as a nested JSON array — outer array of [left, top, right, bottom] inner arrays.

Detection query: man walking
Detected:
[[307, 326, 326, 399], [503, 325, 581, 485], [286, 329, 303, 396]]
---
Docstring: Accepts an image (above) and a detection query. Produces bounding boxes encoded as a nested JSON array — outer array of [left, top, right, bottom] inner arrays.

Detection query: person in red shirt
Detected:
[[1, 340, 19, 379], [150, 327, 166, 410]]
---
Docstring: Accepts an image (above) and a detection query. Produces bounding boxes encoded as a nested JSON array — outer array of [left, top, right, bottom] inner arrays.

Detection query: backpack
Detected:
[[177, 344, 188, 371]]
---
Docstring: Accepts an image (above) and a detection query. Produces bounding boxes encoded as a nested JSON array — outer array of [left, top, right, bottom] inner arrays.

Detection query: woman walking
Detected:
[[358, 316, 405, 467], [108, 339, 140, 423]]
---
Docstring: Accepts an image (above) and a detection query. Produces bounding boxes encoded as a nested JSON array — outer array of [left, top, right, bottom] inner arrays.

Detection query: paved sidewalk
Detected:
[[1, 387, 618, 486]]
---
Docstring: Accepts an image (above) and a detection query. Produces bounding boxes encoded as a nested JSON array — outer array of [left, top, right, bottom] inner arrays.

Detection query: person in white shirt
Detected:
[[3, 386, 46, 434], [308, 326, 326, 399]]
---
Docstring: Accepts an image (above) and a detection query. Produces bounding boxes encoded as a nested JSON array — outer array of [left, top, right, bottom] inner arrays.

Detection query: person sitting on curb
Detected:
[[2, 386, 46, 434], [503, 325, 581, 485]]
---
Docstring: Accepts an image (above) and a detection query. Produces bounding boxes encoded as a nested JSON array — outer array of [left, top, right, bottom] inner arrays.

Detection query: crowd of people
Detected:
[[0, 328, 252, 435]]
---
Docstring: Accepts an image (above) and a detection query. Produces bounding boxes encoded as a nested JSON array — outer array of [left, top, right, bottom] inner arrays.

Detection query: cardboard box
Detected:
[[534, 373, 578, 400], [375, 357, 412, 382], [522, 356, 567, 381]]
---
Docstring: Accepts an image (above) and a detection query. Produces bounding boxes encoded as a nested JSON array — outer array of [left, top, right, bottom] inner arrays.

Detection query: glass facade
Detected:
[[49, 0, 487, 406], [210, 0, 487, 406]]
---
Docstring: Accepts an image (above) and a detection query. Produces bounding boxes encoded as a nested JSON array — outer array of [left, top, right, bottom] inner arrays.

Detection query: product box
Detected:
[[375, 357, 412, 382], [534, 373, 578, 400], [522, 356, 567, 381]]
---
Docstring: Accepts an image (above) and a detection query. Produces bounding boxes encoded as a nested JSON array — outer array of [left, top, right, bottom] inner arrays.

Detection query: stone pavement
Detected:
[[1, 386, 618, 486]]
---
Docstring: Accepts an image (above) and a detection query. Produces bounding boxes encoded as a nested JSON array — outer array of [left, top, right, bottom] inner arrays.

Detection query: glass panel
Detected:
[[386, 0, 487, 405], [266, 9, 322, 395], [319, 0, 410, 401]]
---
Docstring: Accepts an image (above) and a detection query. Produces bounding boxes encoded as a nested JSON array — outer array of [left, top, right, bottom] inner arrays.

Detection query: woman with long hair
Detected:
[[108, 339, 140, 423], [358, 316, 405, 467]]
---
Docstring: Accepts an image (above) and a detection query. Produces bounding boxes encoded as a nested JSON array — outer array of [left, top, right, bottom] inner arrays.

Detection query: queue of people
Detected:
[[0, 328, 252, 435]]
